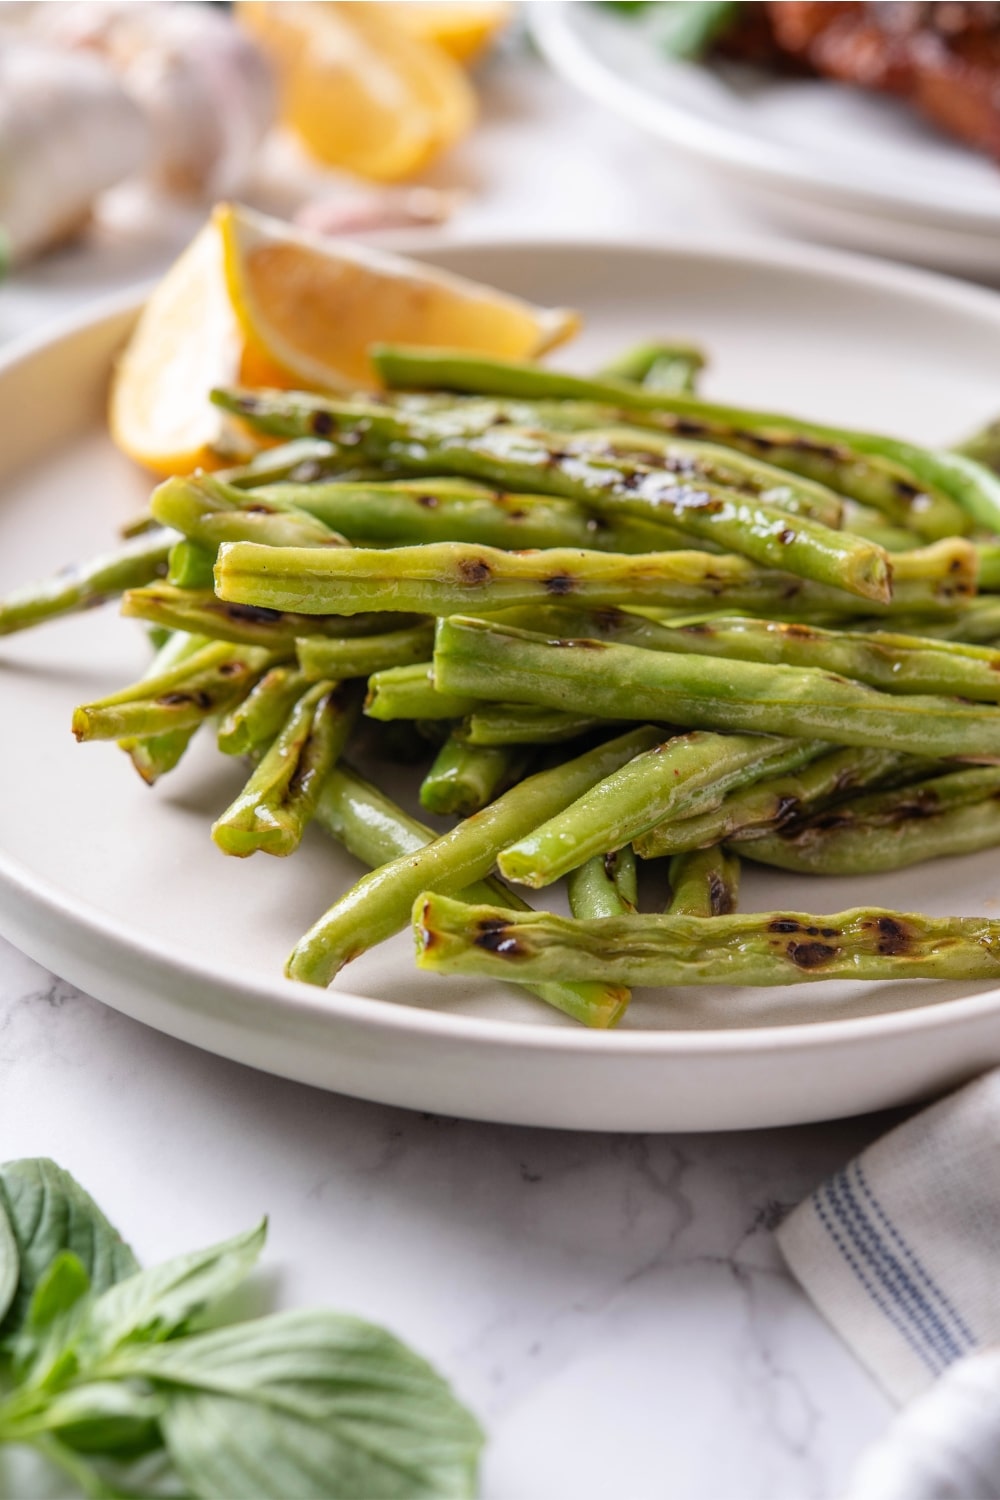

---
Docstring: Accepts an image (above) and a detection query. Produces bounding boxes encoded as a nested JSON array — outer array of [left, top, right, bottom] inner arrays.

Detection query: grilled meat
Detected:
[[724, 2, 1000, 162]]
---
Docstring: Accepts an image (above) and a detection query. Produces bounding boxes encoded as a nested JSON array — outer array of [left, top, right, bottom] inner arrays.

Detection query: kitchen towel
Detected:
[[777, 1068, 1000, 1404]]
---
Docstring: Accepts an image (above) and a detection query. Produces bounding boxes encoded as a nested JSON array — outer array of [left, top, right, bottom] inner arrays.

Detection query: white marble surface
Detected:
[[0, 46, 902, 1499]]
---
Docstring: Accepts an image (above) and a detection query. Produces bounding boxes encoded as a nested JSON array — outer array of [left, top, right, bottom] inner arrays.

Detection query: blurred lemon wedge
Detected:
[[387, 3, 512, 64], [237, 2, 475, 180], [110, 203, 580, 474], [217, 202, 580, 391]]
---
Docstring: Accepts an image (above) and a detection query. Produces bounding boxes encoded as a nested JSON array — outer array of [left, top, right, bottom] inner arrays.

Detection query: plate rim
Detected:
[[4, 233, 1000, 1069], [528, 0, 1000, 234]]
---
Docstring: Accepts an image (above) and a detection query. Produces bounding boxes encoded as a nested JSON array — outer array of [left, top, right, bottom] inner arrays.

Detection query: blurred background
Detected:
[[6, 1, 1000, 348], [14, 1, 1000, 348]]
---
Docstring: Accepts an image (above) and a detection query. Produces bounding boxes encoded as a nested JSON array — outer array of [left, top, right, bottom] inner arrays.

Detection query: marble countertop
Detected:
[[0, 48, 899, 1500]]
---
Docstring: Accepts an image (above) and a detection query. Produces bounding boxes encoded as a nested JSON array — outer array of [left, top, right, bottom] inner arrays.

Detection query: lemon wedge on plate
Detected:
[[237, 1, 475, 181], [109, 202, 580, 475], [217, 202, 580, 392], [109, 220, 268, 477]]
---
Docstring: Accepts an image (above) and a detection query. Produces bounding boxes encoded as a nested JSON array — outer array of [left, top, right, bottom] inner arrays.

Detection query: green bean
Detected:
[[597, 340, 705, 392], [458, 704, 623, 745], [364, 662, 478, 722], [732, 766, 1000, 874], [119, 631, 210, 784], [842, 505, 918, 551], [0, 530, 173, 636], [634, 745, 908, 857], [953, 416, 1000, 477], [214, 394, 889, 599], [297, 623, 436, 681], [393, 392, 848, 528], [213, 535, 896, 623], [286, 726, 661, 985], [217, 437, 345, 487], [413, 894, 1000, 987], [196, 469, 691, 553], [975, 543, 1000, 592], [566, 844, 638, 1013], [313, 764, 628, 1027], [368, 349, 984, 537], [666, 847, 741, 916], [212, 681, 358, 857], [498, 731, 818, 888], [434, 616, 1000, 762], [567, 610, 1000, 702], [393, 392, 848, 529], [152, 474, 347, 550], [874, 598, 1000, 644], [166, 539, 216, 590], [122, 583, 411, 651], [419, 735, 530, 817], [567, 847, 638, 919], [217, 664, 314, 756], [72, 640, 273, 742]]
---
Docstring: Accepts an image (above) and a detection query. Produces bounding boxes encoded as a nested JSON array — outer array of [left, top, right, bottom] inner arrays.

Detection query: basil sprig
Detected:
[[0, 1159, 482, 1499]]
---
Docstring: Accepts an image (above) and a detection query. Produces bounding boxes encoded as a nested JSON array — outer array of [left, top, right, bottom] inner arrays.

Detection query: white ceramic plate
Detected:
[[530, 3, 1000, 275], [4, 236, 1000, 1132]]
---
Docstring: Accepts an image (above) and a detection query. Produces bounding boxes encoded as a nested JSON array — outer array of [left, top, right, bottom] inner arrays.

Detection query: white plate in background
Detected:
[[3, 237, 1000, 1130], [530, 2, 1000, 275]]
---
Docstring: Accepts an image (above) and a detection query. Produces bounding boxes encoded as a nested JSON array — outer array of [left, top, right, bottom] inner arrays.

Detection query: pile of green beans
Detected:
[[8, 340, 1000, 1027]]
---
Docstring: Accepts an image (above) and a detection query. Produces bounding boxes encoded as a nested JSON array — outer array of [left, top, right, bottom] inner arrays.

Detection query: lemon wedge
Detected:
[[109, 203, 580, 474], [237, 2, 475, 181], [216, 202, 580, 392], [109, 221, 268, 477], [388, 3, 512, 64]]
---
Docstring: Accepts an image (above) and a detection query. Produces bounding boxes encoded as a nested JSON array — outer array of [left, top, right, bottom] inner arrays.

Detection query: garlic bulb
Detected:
[[0, 42, 149, 262], [5, 2, 276, 199], [844, 1346, 1000, 1500]]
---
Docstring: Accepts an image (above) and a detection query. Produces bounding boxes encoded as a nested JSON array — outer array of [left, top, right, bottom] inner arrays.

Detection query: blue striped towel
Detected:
[[777, 1070, 1000, 1403]]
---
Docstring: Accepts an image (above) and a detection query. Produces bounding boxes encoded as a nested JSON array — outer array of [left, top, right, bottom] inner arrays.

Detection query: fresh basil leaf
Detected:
[[0, 1161, 137, 1341], [27, 1253, 90, 1332], [0, 1198, 18, 1329], [12, 1438, 191, 1500], [114, 1309, 483, 1500], [27, 1435, 121, 1500], [81, 1221, 266, 1360], [11, 1252, 93, 1388], [28, 1380, 165, 1458], [89, 1448, 194, 1500]]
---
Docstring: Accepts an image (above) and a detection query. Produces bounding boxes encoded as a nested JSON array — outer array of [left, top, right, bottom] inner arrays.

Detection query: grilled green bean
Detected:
[[122, 583, 411, 651], [434, 616, 1000, 762], [119, 631, 209, 783], [634, 745, 908, 857], [72, 640, 273, 742], [732, 766, 1000, 874], [369, 349, 987, 537], [572, 611, 1000, 702], [420, 735, 529, 817], [364, 662, 479, 722], [457, 704, 622, 745], [213, 393, 889, 599], [498, 731, 819, 888], [217, 664, 314, 757], [213, 681, 358, 857], [0, 530, 172, 636], [314, 764, 628, 1026], [414, 895, 1000, 988], [297, 623, 435, 681], [286, 726, 661, 985], [667, 848, 741, 916], [567, 847, 638, 919]]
